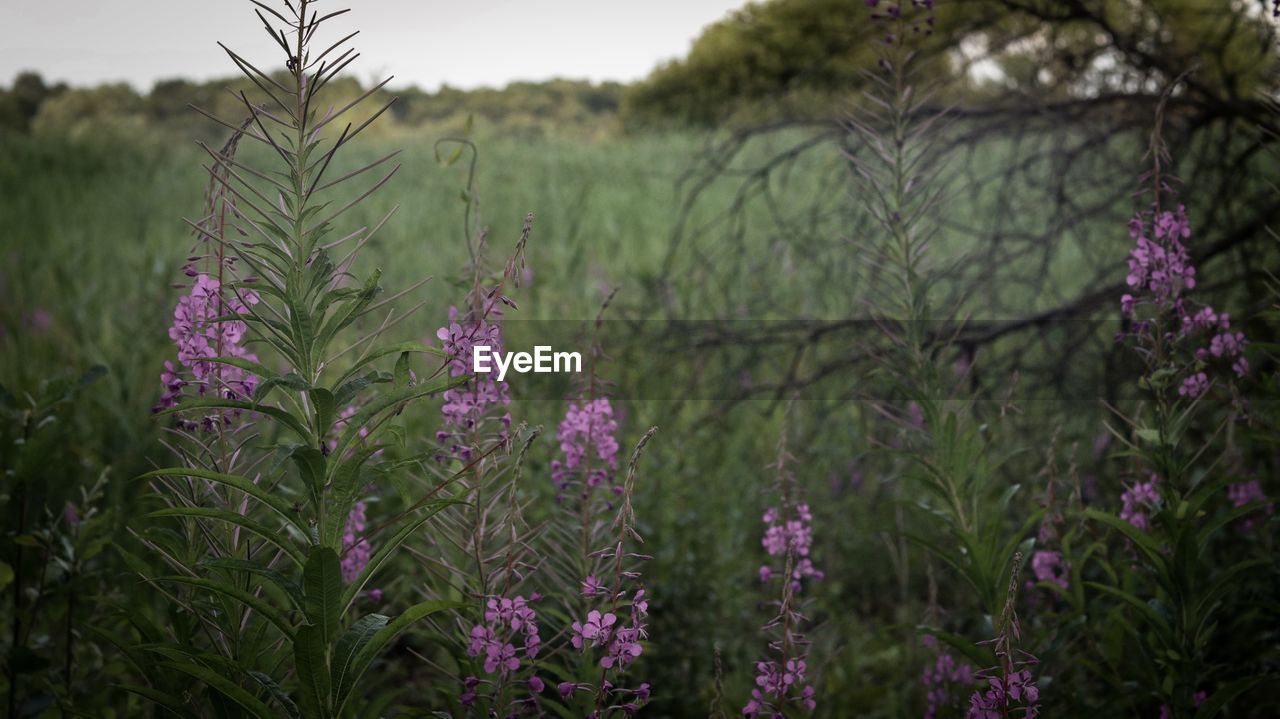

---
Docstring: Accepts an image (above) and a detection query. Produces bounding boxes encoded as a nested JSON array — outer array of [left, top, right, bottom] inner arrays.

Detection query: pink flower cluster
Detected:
[[461, 595, 544, 710], [551, 398, 620, 499], [563, 554, 651, 713], [570, 588, 649, 671], [920, 635, 976, 719], [1121, 207, 1196, 310], [1119, 205, 1248, 397], [1029, 550, 1069, 592], [468, 596, 542, 675], [1228, 480, 1274, 533], [1120, 475, 1162, 531], [157, 274, 260, 423], [759, 504, 824, 591], [340, 502, 372, 584], [744, 659, 816, 717], [1181, 305, 1249, 383], [967, 668, 1039, 718], [435, 305, 512, 460]]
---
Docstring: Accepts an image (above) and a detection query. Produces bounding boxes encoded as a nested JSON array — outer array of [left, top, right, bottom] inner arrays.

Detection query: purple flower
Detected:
[[158, 273, 260, 419], [1178, 372, 1210, 398], [552, 398, 620, 496], [483, 642, 519, 674], [435, 304, 512, 460], [1209, 331, 1246, 358], [760, 503, 823, 589], [967, 669, 1038, 718], [922, 644, 976, 719], [582, 575, 606, 596], [601, 626, 644, 669], [1120, 476, 1161, 531], [340, 502, 371, 583], [1228, 480, 1274, 533], [1030, 550, 1069, 591], [1232, 356, 1249, 377], [459, 674, 479, 706], [1123, 206, 1196, 309], [571, 610, 617, 649], [467, 593, 541, 698]]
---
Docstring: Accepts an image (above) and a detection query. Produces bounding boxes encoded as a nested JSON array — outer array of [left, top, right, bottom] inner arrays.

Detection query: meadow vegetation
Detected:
[[1, 0, 1278, 717]]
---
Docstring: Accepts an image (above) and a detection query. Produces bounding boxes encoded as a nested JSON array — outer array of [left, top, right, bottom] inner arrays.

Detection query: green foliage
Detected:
[[622, 0, 885, 128], [114, 4, 471, 716], [0, 367, 143, 715]]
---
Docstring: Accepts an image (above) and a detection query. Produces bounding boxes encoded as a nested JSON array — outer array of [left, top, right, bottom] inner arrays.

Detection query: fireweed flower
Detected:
[[1120, 205, 1249, 394], [435, 303, 512, 461], [565, 428, 656, 715], [1228, 480, 1275, 533], [1029, 550, 1069, 592], [462, 594, 544, 710], [582, 575, 606, 596], [1178, 372, 1210, 398], [746, 431, 818, 717], [566, 573, 651, 711], [340, 502, 372, 584], [760, 503, 824, 591], [1120, 476, 1162, 531], [1123, 206, 1195, 307], [157, 273, 260, 425], [920, 635, 976, 719], [967, 669, 1039, 718], [551, 397, 620, 500]]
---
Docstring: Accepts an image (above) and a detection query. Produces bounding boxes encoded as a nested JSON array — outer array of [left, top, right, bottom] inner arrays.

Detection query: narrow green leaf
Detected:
[[328, 376, 466, 462], [333, 342, 447, 389], [119, 685, 196, 717], [145, 507, 305, 566], [338, 601, 463, 712], [1085, 581, 1174, 647], [292, 446, 329, 509], [393, 351, 411, 387], [333, 370, 392, 406], [294, 624, 332, 717], [323, 446, 382, 547], [331, 613, 389, 705], [158, 576, 294, 639], [304, 546, 343, 641], [311, 387, 337, 441], [1083, 509, 1166, 570], [339, 500, 463, 612], [154, 398, 313, 442], [247, 670, 303, 719], [199, 558, 304, 609], [156, 661, 276, 719], [139, 468, 303, 533]]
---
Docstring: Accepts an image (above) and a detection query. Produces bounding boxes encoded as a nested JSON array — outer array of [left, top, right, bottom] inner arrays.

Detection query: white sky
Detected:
[[0, 0, 749, 91]]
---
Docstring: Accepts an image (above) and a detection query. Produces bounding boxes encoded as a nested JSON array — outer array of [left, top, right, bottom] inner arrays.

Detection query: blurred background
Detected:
[[1, 0, 1278, 716]]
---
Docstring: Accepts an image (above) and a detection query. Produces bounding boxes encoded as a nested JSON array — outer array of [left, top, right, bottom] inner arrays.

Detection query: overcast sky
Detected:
[[0, 0, 748, 91]]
